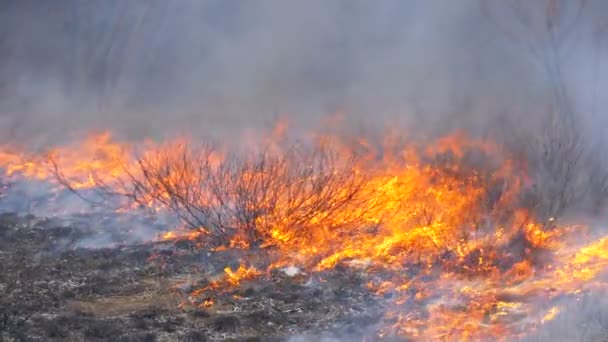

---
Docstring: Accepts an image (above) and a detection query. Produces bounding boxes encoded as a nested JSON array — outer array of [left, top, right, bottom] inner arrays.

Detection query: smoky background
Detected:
[[0, 1, 603, 139]]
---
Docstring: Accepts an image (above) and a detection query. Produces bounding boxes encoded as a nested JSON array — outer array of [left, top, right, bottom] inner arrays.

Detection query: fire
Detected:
[[224, 265, 263, 286], [161, 231, 177, 240], [160, 227, 206, 242], [202, 298, 214, 308], [188, 264, 262, 304], [1, 126, 607, 341], [541, 306, 559, 323], [0, 132, 132, 188]]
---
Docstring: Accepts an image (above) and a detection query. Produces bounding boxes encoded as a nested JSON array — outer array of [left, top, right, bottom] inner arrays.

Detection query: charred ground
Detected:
[[0, 213, 390, 342]]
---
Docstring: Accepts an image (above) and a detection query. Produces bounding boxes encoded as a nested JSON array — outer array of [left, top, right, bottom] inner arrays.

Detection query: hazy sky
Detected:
[[0, 0, 605, 145]]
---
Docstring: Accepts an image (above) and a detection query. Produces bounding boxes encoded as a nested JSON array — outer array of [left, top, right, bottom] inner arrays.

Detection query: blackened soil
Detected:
[[0, 213, 387, 342]]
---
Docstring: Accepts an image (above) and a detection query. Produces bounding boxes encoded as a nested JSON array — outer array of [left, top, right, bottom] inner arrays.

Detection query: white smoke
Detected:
[[4, 0, 605, 145]]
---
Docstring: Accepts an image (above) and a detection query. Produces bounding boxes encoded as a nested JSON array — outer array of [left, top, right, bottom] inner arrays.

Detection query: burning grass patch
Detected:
[[1, 130, 608, 341]]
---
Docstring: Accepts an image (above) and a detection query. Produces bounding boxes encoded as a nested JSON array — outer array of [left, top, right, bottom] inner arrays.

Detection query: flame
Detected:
[[202, 298, 214, 308], [0, 132, 132, 188], [224, 265, 262, 286], [1, 127, 607, 341], [161, 231, 177, 240], [541, 306, 559, 323], [160, 227, 206, 242]]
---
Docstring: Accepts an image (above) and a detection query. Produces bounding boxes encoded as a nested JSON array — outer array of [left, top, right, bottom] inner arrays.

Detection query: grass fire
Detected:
[[0, 124, 607, 341], [1, 1, 608, 341]]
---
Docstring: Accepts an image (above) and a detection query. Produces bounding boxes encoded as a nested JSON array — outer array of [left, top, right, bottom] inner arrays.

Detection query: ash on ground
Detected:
[[0, 213, 388, 342]]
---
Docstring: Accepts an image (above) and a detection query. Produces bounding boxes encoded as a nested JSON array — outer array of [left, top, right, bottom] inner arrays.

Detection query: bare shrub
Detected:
[[522, 110, 586, 220], [483, 0, 608, 221], [119, 141, 367, 247]]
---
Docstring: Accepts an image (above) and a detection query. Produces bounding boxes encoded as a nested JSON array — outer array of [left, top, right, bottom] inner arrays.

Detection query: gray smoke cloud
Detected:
[[2, 0, 608, 218], [3, 0, 605, 146]]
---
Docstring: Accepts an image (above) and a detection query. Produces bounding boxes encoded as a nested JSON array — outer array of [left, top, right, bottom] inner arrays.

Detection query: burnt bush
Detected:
[[119, 142, 368, 247]]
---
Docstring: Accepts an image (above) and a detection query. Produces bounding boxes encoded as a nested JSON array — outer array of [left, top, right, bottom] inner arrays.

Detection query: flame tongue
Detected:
[[1, 130, 607, 341]]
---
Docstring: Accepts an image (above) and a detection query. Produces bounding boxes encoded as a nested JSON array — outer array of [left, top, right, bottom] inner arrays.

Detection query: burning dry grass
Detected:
[[1, 127, 607, 341], [121, 132, 533, 275]]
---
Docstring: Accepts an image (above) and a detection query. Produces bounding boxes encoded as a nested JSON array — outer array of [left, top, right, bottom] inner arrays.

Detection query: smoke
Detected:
[[5, 0, 608, 220], [521, 294, 608, 342], [4, 0, 603, 145], [1, 3, 608, 340]]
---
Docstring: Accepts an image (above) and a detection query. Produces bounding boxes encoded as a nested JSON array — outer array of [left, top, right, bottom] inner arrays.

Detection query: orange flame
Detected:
[[1, 127, 607, 341]]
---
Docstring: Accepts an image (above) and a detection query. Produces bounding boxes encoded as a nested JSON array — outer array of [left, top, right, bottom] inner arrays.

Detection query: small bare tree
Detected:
[[118, 141, 368, 247], [482, 0, 608, 221]]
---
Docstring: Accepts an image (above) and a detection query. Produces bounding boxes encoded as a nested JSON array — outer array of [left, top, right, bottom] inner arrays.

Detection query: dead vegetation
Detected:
[[0, 214, 387, 342], [86, 140, 371, 248], [482, 0, 608, 222], [32, 119, 608, 341], [0, 250, 55, 339]]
